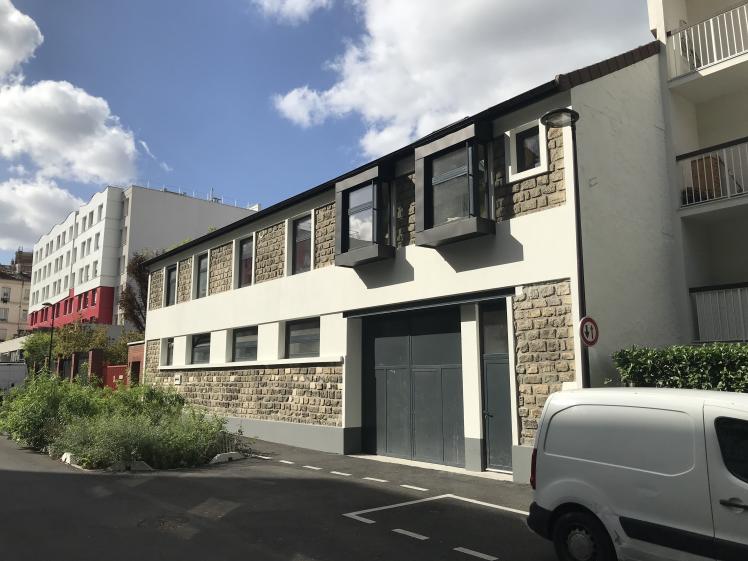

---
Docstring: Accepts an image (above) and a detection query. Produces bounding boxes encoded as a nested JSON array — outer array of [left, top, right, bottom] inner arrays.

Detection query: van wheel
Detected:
[[552, 511, 616, 561]]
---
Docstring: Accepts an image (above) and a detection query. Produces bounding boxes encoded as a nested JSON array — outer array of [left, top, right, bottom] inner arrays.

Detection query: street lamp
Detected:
[[539, 108, 590, 389], [41, 301, 55, 375]]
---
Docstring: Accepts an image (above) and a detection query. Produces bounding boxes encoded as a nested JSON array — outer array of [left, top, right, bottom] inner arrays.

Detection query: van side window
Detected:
[[715, 417, 748, 484]]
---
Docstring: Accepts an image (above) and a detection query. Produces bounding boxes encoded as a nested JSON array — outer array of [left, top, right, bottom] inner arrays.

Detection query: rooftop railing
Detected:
[[668, 2, 748, 78], [677, 136, 748, 207]]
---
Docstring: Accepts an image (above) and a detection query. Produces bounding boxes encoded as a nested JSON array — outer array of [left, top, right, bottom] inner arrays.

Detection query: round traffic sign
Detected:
[[579, 316, 599, 347]]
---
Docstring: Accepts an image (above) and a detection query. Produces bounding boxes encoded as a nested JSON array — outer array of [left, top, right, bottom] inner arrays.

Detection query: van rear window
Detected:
[[544, 405, 694, 475]]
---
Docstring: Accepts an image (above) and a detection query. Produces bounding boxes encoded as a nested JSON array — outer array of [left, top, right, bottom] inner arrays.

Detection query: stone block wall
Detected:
[[495, 127, 566, 221], [148, 363, 343, 426], [513, 279, 575, 445], [208, 242, 233, 295], [148, 270, 163, 310], [255, 222, 285, 282], [176, 257, 192, 303], [144, 339, 161, 381], [394, 174, 416, 247], [314, 203, 335, 268]]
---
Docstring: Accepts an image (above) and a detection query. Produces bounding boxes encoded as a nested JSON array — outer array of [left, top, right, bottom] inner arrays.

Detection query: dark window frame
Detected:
[[195, 253, 209, 299], [238, 236, 253, 288], [232, 326, 258, 362], [285, 318, 320, 359], [291, 215, 313, 275], [165, 337, 174, 366], [165, 265, 177, 307], [190, 333, 211, 364]]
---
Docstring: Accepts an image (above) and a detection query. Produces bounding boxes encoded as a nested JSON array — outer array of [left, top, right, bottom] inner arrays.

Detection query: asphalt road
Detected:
[[0, 437, 556, 561]]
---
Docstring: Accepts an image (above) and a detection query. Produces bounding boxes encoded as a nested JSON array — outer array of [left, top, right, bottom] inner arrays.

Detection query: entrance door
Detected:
[[364, 307, 464, 466], [481, 301, 513, 471]]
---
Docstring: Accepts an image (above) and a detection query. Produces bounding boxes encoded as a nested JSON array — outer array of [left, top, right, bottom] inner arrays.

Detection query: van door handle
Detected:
[[719, 499, 748, 511], [483, 410, 493, 418]]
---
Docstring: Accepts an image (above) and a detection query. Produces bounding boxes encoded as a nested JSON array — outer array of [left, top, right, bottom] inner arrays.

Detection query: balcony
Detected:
[[691, 284, 748, 342], [668, 3, 748, 79], [677, 137, 748, 207]]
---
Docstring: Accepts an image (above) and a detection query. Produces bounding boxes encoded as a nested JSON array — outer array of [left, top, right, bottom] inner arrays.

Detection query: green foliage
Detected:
[[119, 251, 158, 332], [21, 331, 52, 370], [612, 343, 748, 392], [0, 375, 222, 469], [105, 330, 144, 365], [54, 322, 109, 360]]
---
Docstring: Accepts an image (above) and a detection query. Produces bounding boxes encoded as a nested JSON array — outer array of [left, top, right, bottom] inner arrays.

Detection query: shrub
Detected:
[[50, 410, 225, 470], [612, 343, 748, 392]]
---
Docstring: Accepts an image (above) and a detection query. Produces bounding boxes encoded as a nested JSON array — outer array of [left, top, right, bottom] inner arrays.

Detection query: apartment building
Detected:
[[142, 42, 689, 482], [28, 185, 254, 331], [0, 270, 30, 342], [648, 0, 748, 344]]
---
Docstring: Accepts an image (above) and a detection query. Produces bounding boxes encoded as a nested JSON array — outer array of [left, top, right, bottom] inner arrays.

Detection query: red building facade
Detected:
[[28, 286, 114, 329]]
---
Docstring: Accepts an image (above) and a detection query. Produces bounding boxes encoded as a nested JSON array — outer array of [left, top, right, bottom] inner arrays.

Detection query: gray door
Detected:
[[364, 308, 464, 466], [481, 302, 513, 471]]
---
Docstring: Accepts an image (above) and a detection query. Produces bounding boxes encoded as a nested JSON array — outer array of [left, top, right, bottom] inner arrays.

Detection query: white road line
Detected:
[[251, 454, 272, 460], [400, 484, 429, 492], [454, 547, 498, 560], [303, 465, 323, 471], [330, 471, 352, 476], [392, 528, 429, 541], [449, 495, 529, 516], [278, 460, 294, 464], [363, 477, 388, 483]]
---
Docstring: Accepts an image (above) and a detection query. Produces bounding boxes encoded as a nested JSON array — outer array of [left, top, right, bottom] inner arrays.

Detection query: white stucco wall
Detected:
[[572, 54, 690, 386]]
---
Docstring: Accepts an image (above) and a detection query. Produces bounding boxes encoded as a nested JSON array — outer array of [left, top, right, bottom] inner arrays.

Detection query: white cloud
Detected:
[[251, 0, 331, 24], [273, 0, 652, 157], [0, 0, 42, 79], [139, 139, 173, 173], [0, 177, 83, 251], [0, 80, 137, 184]]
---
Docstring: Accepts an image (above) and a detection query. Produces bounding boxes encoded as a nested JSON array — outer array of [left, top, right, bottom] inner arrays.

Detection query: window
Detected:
[[91, 289, 97, 306], [0, 308, 7, 322], [164, 338, 174, 366], [346, 183, 374, 250], [285, 318, 320, 358], [82, 216, 87, 230], [238, 237, 253, 288], [196, 254, 208, 298], [93, 261, 98, 277], [71, 272, 75, 286], [86, 238, 91, 255], [1, 287, 10, 302], [292, 215, 312, 274], [507, 120, 548, 182], [94, 233, 100, 250], [165, 265, 177, 306], [83, 292, 89, 308], [85, 265, 90, 281], [232, 327, 258, 361], [88, 210, 93, 226], [715, 417, 748, 483], [97, 204, 103, 221], [428, 143, 488, 227], [191, 333, 210, 364]]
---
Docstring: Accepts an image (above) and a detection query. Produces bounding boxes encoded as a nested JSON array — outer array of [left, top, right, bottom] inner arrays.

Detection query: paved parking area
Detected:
[[0, 437, 556, 561]]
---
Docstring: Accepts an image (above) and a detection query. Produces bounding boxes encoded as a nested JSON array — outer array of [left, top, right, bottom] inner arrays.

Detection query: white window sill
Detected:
[[507, 164, 550, 184], [159, 355, 343, 370]]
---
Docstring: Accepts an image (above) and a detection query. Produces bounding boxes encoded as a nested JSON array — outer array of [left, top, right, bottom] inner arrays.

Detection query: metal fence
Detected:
[[678, 138, 748, 206], [692, 285, 748, 342]]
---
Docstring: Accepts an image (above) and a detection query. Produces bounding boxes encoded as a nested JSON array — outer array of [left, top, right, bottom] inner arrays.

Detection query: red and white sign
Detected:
[[579, 316, 599, 347]]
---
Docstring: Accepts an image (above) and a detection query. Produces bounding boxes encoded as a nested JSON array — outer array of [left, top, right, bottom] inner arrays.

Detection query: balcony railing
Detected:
[[677, 137, 748, 206], [668, 2, 748, 79], [692, 284, 748, 342]]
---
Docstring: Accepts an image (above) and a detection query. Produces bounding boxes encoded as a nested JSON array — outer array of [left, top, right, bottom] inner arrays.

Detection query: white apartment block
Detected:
[[28, 185, 254, 330]]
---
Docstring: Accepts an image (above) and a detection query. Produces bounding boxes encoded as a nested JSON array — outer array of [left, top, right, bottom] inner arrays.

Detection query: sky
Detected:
[[0, 0, 653, 263]]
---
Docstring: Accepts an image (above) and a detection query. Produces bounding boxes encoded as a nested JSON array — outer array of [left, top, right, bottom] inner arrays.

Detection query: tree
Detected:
[[105, 330, 144, 365], [54, 322, 109, 359], [21, 330, 52, 370], [119, 251, 154, 332]]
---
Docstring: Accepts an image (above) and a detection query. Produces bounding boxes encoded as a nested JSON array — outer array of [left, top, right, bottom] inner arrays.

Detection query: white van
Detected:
[[527, 388, 748, 561]]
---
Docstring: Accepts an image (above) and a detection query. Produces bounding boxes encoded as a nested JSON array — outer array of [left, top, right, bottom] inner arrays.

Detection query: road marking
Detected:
[[251, 454, 272, 460], [330, 471, 351, 476], [342, 494, 529, 524], [303, 465, 323, 471], [392, 528, 429, 540], [400, 484, 429, 491], [363, 477, 388, 483], [454, 547, 498, 560], [279, 460, 294, 464]]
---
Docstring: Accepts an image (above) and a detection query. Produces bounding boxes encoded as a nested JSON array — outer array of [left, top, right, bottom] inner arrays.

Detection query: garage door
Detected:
[[363, 307, 464, 467]]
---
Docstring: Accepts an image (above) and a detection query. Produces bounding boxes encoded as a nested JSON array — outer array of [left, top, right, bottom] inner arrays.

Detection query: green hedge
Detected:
[[612, 343, 748, 392]]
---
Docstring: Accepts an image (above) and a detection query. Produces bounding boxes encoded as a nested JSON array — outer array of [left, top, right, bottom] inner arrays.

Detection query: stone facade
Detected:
[[495, 127, 566, 222], [314, 203, 335, 268], [148, 269, 164, 310], [394, 174, 416, 247], [513, 279, 575, 445], [148, 363, 343, 426], [208, 242, 233, 295], [255, 222, 285, 283], [144, 339, 161, 382], [176, 257, 192, 303]]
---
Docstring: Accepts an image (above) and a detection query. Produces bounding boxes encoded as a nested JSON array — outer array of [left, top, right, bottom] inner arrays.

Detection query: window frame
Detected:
[[194, 253, 209, 299], [506, 119, 549, 183], [190, 333, 211, 364], [285, 318, 320, 359], [291, 214, 313, 275], [163, 337, 174, 366], [237, 236, 254, 288], [164, 265, 177, 307], [231, 326, 258, 362]]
